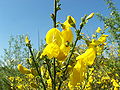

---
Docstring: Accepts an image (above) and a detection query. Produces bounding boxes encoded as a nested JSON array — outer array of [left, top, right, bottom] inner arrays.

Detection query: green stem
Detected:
[[53, 58, 56, 90], [60, 26, 83, 87], [63, 28, 82, 79], [53, 0, 57, 28], [45, 58, 54, 86], [58, 79, 62, 90], [28, 46, 46, 90], [52, 0, 57, 89]]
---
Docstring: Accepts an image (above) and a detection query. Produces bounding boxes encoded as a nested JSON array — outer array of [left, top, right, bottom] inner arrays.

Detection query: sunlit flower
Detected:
[[41, 43, 60, 59], [76, 46, 96, 66], [92, 34, 96, 37], [61, 28, 73, 43], [96, 27, 102, 33], [97, 34, 109, 43], [47, 78, 52, 87], [90, 34, 108, 46], [17, 64, 30, 74], [86, 13, 94, 20], [63, 16, 76, 29], [17, 85, 24, 89], [68, 59, 86, 88], [8, 77, 15, 82], [25, 36, 30, 44], [46, 28, 62, 46], [113, 80, 119, 87], [60, 44, 70, 55]]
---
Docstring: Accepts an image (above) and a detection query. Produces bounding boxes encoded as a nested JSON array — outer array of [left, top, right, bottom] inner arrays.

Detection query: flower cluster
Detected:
[[41, 16, 75, 61]]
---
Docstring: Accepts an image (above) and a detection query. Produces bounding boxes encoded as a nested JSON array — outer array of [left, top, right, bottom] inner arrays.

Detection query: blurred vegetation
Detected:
[[0, 0, 119, 90]]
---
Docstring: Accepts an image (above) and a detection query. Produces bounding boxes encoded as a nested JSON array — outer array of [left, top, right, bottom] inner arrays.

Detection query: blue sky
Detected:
[[0, 0, 120, 56]]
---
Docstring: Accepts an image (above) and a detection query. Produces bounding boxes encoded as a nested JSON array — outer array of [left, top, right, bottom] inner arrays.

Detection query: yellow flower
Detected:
[[16, 77, 22, 82], [41, 43, 60, 59], [90, 34, 108, 46], [98, 34, 109, 43], [46, 28, 62, 46], [68, 59, 86, 88], [56, 43, 71, 61], [63, 16, 76, 29], [25, 36, 30, 44], [86, 13, 94, 20], [17, 64, 30, 74], [96, 45, 104, 55], [113, 80, 119, 87], [96, 27, 102, 33], [26, 74, 34, 79], [92, 34, 96, 37], [56, 50, 66, 61], [47, 78, 52, 87], [114, 87, 119, 90], [60, 44, 70, 55], [61, 28, 73, 43], [101, 76, 110, 81], [40, 66, 45, 76], [17, 85, 23, 89], [8, 77, 14, 82], [88, 76, 93, 83], [76, 46, 96, 66]]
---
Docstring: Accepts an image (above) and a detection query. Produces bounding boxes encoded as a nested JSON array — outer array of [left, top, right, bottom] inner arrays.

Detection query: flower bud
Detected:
[[86, 13, 94, 20]]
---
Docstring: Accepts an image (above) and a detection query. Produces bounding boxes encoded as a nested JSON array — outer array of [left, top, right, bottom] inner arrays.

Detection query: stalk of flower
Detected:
[[24, 36, 46, 90], [61, 14, 92, 81]]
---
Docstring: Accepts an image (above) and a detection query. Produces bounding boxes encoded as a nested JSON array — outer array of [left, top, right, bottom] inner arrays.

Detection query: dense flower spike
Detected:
[[18, 64, 30, 74]]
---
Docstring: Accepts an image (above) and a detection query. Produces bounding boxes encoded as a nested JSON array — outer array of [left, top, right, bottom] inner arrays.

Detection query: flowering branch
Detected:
[[26, 41, 46, 90]]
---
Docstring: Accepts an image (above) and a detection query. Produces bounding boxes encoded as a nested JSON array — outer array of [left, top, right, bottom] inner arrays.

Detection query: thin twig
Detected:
[[28, 46, 46, 90]]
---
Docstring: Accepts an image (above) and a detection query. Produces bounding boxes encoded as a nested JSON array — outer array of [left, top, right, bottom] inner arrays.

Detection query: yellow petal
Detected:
[[76, 47, 96, 66], [18, 64, 30, 74], [25, 36, 30, 44], [98, 34, 109, 43], [61, 29, 73, 43], [96, 27, 102, 33], [63, 16, 76, 29], [86, 13, 94, 20], [46, 28, 62, 46], [41, 43, 60, 59], [69, 59, 86, 88]]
